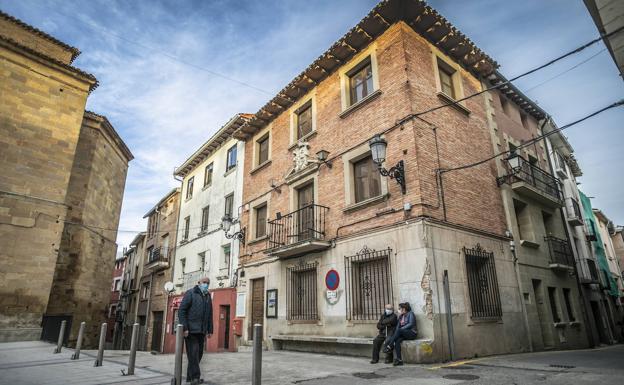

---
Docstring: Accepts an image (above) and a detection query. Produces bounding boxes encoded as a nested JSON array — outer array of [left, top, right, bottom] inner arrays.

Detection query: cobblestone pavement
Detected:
[[1, 341, 623, 385]]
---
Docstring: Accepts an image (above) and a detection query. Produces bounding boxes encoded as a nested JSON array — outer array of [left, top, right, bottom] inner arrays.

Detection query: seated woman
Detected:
[[383, 302, 417, 366]]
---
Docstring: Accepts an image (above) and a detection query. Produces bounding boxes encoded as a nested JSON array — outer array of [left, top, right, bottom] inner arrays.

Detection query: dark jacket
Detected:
[[398, 311, 417, 333], [376, 312, 398, 337], [178, 286, 213, 334]]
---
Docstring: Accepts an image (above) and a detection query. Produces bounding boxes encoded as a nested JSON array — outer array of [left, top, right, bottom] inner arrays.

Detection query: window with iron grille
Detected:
[[286, 262, 318, 321], [464, 245, 502, 319], [345, 246, 393, 321]]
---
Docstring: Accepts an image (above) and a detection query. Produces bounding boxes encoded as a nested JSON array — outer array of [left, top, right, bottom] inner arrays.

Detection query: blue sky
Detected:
[[2, 0, 622, 249]]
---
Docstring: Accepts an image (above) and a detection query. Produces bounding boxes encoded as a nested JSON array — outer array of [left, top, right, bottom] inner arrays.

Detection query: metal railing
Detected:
[[286, 261, 318, 321], [146, 246, 172, 265], [501, 156, 561, 202], [565, 197, 582, 222], [345, 247, 393, 321], [544, 236, 573, 266], [464, 245, 502, 320], [267, 204, 329, 249], [584, 219, 597, 241], [586, 259, 599, 282]]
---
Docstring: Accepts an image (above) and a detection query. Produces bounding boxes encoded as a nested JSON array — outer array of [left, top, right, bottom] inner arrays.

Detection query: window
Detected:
[[296, 102, 313, 139], [548, 287, 560, 323], [286, 262, 318, 321], [513, 199, 529, 240], [170, 309, 178, 334], [226, 145, 237, 171], [183, 216, 190, 241], [224, 193, 234, 218], [221, 244, 231, 271], [180, 258, 186, 274], [201, 206, 209, 232], [146, 246, 154, 263], [520, 112, 529, 129], [353, 155, 381, 203], [186, 177, 194, 200], [257, 134, 270, 165], [437, 59, 455, 98], [464, 245, 502, 319], [198, 252, 206, 272], [113, 279, 121, 291], [141, 282, 150, 300], [109, 305, 116, 318], [148, 214, 157, 238], [255, 204, 267, 238], [563, 288, 575, 322], [542, 211, 554, 236], [204, 163, 213, 187], [500, 94, 511, 115], [348, 58, 374, 106], [345, 247, 393, 320]]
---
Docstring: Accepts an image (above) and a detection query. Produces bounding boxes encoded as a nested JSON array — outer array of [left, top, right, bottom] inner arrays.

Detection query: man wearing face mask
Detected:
[[371, 304, 398, 364], [178, 277, 213, 385]]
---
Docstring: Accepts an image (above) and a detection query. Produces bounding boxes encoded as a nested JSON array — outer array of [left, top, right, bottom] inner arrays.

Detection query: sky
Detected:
[[1, 0, 622, 250]]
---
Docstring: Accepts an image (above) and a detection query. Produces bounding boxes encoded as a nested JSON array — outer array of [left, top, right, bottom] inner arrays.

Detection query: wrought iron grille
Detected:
[[345, 246, 393, 321], [464, 244, 502, 320], [146, 246, 171, 264], [544, 236, 573, 266], [499, 156, 562, 202], [268, 204, 329, 249], [286, 261, 318, 321]]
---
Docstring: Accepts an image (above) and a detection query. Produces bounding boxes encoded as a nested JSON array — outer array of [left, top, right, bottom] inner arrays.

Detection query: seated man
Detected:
[[383, 302, 417, 366], [371, 304, 398, 364]]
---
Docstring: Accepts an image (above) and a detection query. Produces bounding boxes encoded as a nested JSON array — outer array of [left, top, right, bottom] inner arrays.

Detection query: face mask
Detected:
[[199, 283, 209, 293], [385, 309, 393, 315]]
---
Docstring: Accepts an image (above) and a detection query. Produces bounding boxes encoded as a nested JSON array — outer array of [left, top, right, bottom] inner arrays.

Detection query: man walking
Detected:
[[178, 277, 213, 385]]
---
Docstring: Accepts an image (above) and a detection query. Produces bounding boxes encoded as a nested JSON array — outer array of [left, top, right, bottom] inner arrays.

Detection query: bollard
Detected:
[[53, 320, 66, 353], [171, 324, 184, 385], [71, 322, 85, 360], [124, 323, 139, 375], [94, 323, 107, 367], [252, 324, 262, 385]]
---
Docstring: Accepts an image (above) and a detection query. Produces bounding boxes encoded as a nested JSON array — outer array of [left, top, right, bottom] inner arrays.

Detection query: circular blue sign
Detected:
[[325, 269, 340, 290]]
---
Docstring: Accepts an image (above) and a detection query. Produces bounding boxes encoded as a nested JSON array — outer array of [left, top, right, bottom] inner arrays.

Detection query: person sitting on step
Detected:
[[371, 304, 398, 364], [383, 302, 417, 366]]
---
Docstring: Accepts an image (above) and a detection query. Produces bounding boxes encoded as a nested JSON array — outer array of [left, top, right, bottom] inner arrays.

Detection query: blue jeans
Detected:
[[387, 328, 417, 361]]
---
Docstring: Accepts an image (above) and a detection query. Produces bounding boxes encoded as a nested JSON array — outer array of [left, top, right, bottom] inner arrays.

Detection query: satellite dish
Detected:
[[164, 281, 175, 293]]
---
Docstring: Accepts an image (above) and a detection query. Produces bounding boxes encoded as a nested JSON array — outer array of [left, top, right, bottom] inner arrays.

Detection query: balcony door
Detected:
[[297, 183, 314, 242]]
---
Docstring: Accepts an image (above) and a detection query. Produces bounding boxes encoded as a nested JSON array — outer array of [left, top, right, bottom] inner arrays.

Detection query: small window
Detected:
[[198, 252, 206, 272], [201, 206, 209, 232], [183, 216, 190, 241], [296, 102, 313, 139], [186, 177, 194, 200], [437, 59, 455, 99], [141, 282, 150, 300], [222, 244, 231, 271], [464, 245, 502, 319], [255, 204, 267, 238], [287, 262, 318, 321], [226, 145, 237, 171], [348, 58, 374, 106], [224, 193, 234, 218], [548, 287, 560, 323], [257, 134, 270, 165], [204, 163, 213, 187], [345, 247, 393, 320], [353, 155, 381, 203], [563, 288, 575, 322]]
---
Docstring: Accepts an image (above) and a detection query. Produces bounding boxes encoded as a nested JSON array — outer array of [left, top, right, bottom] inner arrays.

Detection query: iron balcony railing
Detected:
[[544, 236, 573, 266], [146, 246, 171, 265], [565, 198, 582, 222], [267, 204, 329, 249], [499, 155, 562, 202]]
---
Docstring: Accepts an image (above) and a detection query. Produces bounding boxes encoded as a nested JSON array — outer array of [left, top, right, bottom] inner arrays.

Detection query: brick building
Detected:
[[232, 0, 533, 362], [0, 12, 132, 347]]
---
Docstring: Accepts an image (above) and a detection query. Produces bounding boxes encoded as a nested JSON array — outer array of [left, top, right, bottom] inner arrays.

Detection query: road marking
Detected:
[[427, 359, 481, 370]]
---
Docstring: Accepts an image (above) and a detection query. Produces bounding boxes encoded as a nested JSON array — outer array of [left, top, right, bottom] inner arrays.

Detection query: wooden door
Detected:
[[250, 278, 265, 340], [297, 183, 314, 241], [151, 311, 163, 352]]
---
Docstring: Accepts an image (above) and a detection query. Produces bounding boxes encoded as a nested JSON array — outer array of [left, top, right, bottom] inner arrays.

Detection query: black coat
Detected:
[[376, 312, 398, 337], [178, 286, 213, 334]]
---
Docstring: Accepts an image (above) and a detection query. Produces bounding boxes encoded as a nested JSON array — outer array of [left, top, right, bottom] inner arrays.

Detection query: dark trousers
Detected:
[[387, 328, 417, 361], [372, 335, 393, 362], [185, 333, 205, 381]]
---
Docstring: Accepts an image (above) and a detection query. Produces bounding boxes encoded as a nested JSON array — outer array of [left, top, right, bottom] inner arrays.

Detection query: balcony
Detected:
[[565, 198, 583, 226], [498, 156, 562, 207], [584, 219, 597, 242], [581, 258, 600, 285], [145, 247, 171, 271], [267, 204, 330, 259], [544, 236, 574, 272]]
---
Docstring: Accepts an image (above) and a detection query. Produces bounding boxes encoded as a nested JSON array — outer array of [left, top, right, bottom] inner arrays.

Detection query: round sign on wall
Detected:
[[325, 269, 340, 290]]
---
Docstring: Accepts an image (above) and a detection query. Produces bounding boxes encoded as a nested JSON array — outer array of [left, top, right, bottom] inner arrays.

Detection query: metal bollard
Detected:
[[171, 324, 184, 385], [53, 320, 66, 353], [252, 324, 262, 385], [124, 323, 139, 375], [94, 323, 107, 367], [71, 322, 85, 360]]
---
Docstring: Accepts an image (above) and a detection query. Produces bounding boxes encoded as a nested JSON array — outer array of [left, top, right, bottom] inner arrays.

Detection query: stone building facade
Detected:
[[137, 189, 180, 352], [0, 12, 132, 346], [232, 0, 533, 362]]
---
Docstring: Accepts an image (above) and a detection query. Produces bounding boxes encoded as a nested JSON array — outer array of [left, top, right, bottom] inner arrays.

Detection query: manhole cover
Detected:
[[442, 374, 480, 381], [549, 364, 575, 369], [446, 365, 475, 369], [352, 372, 385, 379]]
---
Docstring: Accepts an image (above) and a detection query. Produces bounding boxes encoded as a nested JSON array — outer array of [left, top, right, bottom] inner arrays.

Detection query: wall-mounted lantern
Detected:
[[221, 213, 245, 244], [369, 134, 406, 194]]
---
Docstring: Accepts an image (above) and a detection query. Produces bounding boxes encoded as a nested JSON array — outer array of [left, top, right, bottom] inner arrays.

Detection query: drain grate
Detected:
[[352, 372, 385, 379], [442, 374, 480, 381], [549, 364, 575, 369]]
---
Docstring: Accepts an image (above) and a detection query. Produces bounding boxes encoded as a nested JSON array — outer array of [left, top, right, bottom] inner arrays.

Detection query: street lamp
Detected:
[[368, 134, 406, 194], [221, 213, 245, 244]]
